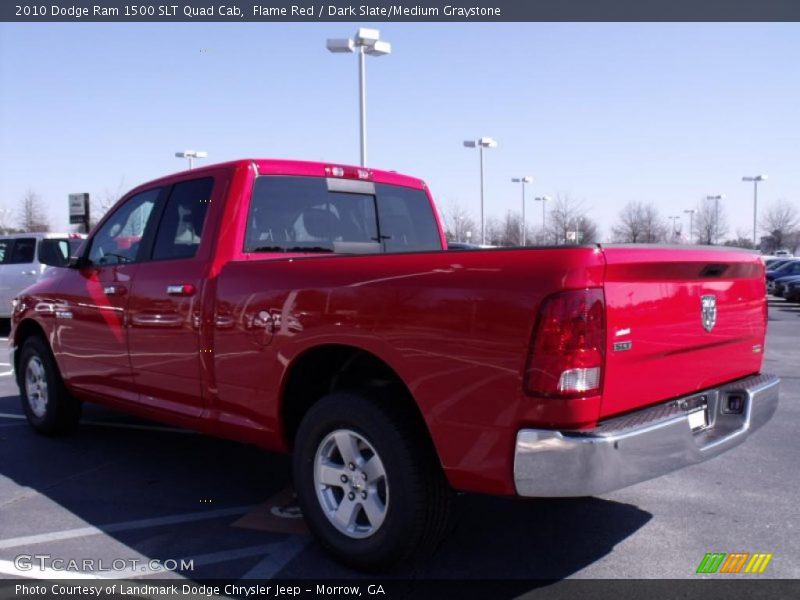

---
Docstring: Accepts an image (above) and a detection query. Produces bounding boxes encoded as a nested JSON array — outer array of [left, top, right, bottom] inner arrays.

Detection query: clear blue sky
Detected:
[[1, 23, 798, 239]]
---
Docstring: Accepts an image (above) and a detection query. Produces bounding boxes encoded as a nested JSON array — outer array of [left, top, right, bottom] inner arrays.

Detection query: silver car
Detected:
[[0, 233, 85, 318]]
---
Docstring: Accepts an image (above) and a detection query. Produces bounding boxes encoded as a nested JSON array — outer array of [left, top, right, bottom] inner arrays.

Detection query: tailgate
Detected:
[[599, 245, 766, 419]]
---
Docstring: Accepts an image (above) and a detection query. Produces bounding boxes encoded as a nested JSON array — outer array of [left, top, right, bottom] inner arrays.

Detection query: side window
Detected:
[[152, 178, 213, 261], [0, 239, 13, 263], [8, 238, 36, 264], [88, 188, 160, 265]]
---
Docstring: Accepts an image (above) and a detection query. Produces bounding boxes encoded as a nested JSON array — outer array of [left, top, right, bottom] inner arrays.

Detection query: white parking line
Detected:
[[0, 505, 254, 550], [0, 560, 101, 579], [240, 537, 309, 579], [0, 412, 24, 420]]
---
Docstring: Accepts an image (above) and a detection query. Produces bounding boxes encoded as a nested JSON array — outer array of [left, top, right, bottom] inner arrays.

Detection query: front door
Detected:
[[56, 188, 162, 402]]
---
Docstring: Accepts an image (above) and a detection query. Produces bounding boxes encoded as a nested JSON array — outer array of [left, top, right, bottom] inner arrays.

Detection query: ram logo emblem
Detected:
[[701, 295, 717, 332]]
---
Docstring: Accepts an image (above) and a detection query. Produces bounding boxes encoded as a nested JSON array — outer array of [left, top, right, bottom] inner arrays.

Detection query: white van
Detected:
[[0, 233, 85, 318]]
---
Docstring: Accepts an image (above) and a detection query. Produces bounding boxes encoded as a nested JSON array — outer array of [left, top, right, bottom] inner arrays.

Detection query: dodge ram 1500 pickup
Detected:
[[10, 159, 779, 570]]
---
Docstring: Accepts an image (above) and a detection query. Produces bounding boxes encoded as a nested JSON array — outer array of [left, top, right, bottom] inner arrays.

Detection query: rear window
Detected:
[[245, 176, 442, 254]]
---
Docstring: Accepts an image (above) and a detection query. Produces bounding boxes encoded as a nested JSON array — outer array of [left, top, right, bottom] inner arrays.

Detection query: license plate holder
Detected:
[[688, 407, 708, 431]]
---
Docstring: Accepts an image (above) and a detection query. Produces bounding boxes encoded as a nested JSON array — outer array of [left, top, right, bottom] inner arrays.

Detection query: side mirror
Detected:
[[38, 239, 72, 268]]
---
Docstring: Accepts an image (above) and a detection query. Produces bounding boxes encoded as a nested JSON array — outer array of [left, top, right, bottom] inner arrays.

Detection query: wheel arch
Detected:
[[13, 318, 49, 378], [279, 343, 442, 467]]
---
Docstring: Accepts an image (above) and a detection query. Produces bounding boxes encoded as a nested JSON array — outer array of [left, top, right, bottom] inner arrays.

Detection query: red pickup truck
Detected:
[[10, 159, 779, 570]]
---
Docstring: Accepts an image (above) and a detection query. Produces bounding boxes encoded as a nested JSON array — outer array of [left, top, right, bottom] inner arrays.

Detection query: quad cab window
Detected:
[[151, 177, 212, 261], [245, 176, 441, 254]]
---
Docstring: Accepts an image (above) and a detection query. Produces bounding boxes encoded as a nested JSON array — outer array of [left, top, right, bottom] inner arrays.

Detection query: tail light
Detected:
[[524, 288, 605, 398]]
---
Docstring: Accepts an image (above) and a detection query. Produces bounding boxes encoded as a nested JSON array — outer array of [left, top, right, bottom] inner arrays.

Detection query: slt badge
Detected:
[[701, 295, 717, 332]]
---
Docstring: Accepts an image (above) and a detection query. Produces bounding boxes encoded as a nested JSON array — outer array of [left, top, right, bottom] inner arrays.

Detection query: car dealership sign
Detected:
[[68, 193, 90, 228]]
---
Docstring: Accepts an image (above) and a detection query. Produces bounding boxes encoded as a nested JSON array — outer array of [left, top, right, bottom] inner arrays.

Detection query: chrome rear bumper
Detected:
[[514, 373, 780, 497]]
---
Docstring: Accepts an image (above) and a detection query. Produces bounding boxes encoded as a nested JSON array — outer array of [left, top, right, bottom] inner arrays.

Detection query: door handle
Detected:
[[167, 284, 196, 297], [23, 270, 37, 275], [103, 285, 127, 296]]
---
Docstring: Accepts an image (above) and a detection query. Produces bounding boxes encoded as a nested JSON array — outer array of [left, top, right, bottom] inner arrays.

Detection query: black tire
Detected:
[[292, 389, 452, 571], [18, 336, 81, 436]]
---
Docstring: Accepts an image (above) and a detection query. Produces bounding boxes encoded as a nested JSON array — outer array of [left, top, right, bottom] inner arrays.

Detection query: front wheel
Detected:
[[18, 336, 81, 435], [293, 390, 452, 571]]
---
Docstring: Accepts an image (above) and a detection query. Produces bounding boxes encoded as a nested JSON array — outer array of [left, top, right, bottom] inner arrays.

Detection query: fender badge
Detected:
[[613, 341, 633, 352]]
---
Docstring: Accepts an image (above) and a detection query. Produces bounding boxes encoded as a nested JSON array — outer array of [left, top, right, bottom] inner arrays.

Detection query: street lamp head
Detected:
[[463, 140, 477, 148], [326, 38, 355, 53], [684, 209, 696, 214], [356, 28, 381, 46], [706, 194, 725, 200], [194, 151, 208, 158], [175, 151, 192, 158], [478, 136, 497, 148], [364, 40, 391, 56], [535, 196, 551, 202]]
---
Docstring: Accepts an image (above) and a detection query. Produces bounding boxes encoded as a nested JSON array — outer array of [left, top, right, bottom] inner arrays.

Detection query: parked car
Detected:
[[772, 274, 800, 298], [9, 159, 779, 570], [766, 260, 800, 292], [784, 279, 800, 303], [764, 258, 791, 270], [773, 249, 793, 258], [0, 233, 85, 318], [446, 241, 481, 250]]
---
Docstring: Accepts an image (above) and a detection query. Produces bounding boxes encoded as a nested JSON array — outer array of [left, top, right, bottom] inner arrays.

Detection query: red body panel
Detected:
[[10, 160, 768, 497]]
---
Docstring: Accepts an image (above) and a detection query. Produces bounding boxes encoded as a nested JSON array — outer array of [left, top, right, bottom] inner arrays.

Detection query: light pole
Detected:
[[683, 209, 696, 243], [327, 29, 391, 167], [706, 194, 726, 244], [511, 176, 533, 245], [534, 196, 551, 243], [463, 137, 497, 245], [742, 175, 767, 248], [668, 215, 680, 240], [175, 150, 207, 170]]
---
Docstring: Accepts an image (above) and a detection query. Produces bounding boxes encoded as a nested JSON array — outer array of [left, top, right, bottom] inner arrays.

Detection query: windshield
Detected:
[[245, 176, 442, 254]]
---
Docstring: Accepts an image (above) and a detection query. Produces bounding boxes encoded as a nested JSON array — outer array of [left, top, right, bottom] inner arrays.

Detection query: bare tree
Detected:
[[17, 189, 50, 232], [90, 178, 127, 229], [484, 216, 503, 246], [693, 197, 729, 245], [545, 195, 599, 245], [759, 199, 799, 252], [611, 201, 669, 243]]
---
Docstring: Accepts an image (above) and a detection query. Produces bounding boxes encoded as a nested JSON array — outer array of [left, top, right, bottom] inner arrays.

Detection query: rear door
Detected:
[[600, 246, 766, 418], [56, 188, 162, 401], [126, 175, 218, 417]]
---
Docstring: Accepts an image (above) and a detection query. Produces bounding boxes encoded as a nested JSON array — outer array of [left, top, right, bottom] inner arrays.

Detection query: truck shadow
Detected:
[[0, 397, 651, 588]]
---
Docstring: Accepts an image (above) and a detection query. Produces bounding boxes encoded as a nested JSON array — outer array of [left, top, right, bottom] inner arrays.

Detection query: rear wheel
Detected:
[[293, 390, 452, 571], [18, 336, 81, 435]]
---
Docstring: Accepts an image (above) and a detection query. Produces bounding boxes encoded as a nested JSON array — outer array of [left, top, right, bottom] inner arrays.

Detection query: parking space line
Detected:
[[240, 537, 308, 579], [0, 559, 102, 579], [0, 505, 255, 550], [0, 412, 24, 420]]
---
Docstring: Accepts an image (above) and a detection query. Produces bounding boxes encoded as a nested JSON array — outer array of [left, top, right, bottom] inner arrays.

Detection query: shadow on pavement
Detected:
[[0, 395, 651, 586]]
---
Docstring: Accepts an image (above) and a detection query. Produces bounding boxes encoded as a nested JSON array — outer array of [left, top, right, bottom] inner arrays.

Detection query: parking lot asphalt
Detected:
[[0, 300, 797, 582]]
